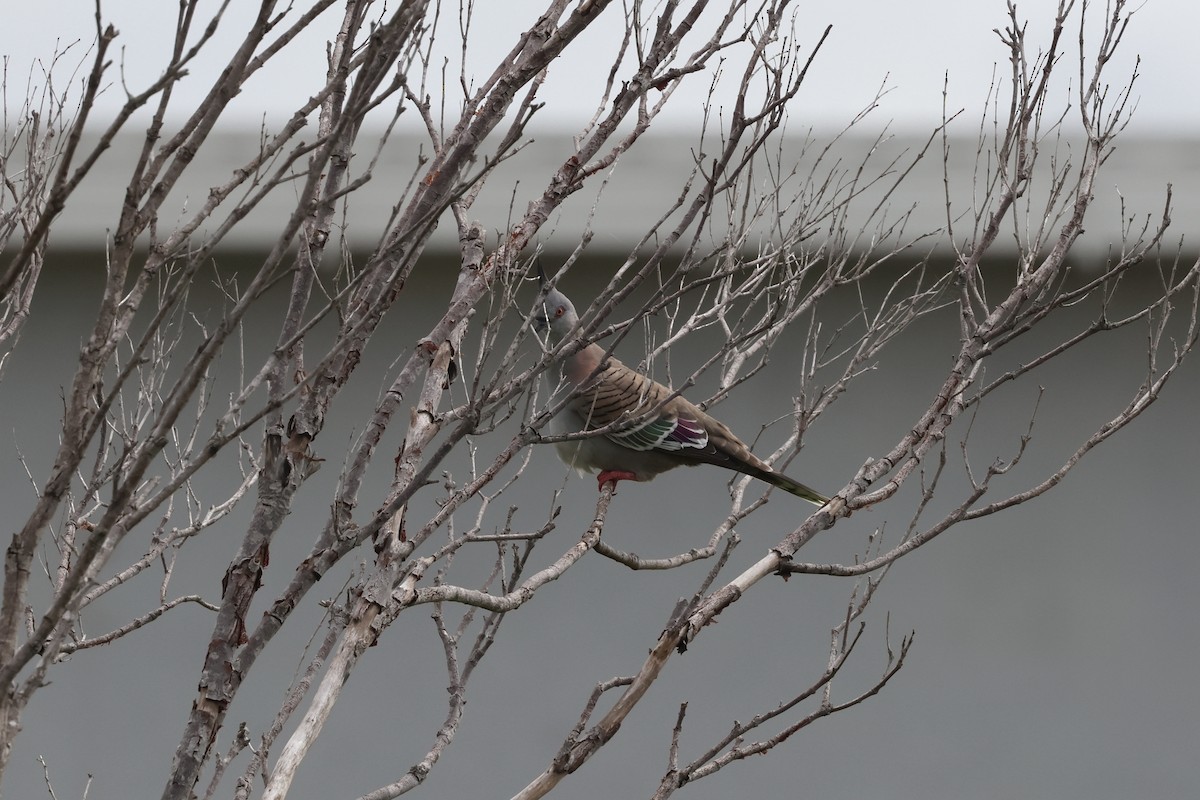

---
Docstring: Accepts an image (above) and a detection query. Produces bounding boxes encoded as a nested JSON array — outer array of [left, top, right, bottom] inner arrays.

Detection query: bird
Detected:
[[533, 285, 828, 505]]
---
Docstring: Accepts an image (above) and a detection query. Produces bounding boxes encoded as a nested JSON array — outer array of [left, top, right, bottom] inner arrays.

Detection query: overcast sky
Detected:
[[4, 0, 1198, 136]]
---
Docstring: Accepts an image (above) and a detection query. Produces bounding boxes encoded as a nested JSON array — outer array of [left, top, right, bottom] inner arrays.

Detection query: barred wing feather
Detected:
[[608, 414, 709, 452]]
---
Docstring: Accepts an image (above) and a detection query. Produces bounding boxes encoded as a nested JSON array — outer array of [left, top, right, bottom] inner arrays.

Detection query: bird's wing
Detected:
[[570, 356, 724, 457], [608, 410, 710, 452]]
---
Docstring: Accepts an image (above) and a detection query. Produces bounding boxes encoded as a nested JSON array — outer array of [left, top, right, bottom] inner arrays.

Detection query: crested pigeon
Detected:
[[534, 286, 828, 505]]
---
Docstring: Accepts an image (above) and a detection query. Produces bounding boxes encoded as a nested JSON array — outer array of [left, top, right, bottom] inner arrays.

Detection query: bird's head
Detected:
[[533, 287, 579, 341]]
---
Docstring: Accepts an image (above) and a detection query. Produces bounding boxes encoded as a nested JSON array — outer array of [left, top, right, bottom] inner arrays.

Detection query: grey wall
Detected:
[[44, 130, 1199, 262], [1, 248, 1196, 799]]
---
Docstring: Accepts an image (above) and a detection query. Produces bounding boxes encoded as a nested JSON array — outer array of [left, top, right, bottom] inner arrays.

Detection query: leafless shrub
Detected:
[[0, 1, 1193, 799]]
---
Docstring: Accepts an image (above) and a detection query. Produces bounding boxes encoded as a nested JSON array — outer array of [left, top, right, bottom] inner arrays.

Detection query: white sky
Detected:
[[3, 0, 1197, 135]]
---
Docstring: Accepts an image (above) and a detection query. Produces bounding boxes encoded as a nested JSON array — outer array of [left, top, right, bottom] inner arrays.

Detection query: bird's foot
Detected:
[[596, 470, 638, 493]]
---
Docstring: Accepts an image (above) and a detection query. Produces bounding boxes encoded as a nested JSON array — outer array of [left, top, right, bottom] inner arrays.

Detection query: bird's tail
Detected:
[[757, 469, 828, 506]]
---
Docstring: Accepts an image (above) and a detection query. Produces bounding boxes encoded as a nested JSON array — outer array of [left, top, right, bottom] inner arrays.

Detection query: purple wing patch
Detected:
[[610, 415, 709, 452], [663, 417, 708, 449]]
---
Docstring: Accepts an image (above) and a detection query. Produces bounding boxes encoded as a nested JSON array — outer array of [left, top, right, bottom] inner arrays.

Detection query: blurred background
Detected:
[[2, 2, 1198, 799]]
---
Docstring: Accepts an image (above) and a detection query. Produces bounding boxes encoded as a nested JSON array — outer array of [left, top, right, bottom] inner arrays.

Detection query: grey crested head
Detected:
[[535, 287, 579, 341]]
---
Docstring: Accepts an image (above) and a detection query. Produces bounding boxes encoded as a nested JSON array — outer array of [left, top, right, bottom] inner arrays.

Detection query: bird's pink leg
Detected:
[[596, 470, 639, 492]]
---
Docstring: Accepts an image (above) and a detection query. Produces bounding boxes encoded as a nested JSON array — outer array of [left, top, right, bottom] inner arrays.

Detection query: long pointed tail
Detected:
[[758, 468, 828, 506], [706, 444, 828, 505]]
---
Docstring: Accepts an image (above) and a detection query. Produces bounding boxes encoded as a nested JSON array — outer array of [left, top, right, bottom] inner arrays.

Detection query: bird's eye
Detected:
[[555, 306, 565, 318]]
